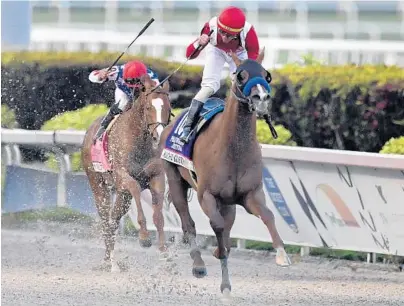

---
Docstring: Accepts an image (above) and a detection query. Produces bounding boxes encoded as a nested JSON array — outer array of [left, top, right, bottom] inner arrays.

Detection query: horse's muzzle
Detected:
[[251, 93, 271, 116]]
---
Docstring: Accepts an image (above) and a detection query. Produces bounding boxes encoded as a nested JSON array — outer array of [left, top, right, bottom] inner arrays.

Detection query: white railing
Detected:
[[3, 128, 404, 170], [2, 128, 404, 259], [29, 27, 404, 68]]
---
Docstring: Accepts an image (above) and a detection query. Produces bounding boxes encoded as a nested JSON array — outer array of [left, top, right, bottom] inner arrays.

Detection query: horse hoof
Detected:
[[220, 283, 232, 294], [139, 238, 152, 248], [221, 288, 232, 304], [91, 261, 111, 272], [159, 251, 170, 261], [192, 266, 207, 278], [276, 248, 292, 267], [110, 262, 121, 273]]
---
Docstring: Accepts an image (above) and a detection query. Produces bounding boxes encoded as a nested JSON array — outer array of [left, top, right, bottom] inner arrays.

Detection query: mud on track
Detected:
[[2, 224, 404, 306]]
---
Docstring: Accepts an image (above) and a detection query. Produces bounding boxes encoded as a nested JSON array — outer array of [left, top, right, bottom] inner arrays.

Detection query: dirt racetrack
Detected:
[[2, 223, 404, 306]]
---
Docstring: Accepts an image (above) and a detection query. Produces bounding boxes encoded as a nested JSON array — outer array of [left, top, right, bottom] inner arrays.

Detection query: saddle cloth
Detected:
[[161, 97, 225, 173], [90, 115, 120, 173]]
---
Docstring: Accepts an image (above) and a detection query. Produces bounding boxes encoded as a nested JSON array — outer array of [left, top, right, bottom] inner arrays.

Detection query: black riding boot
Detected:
[[179, 99, 204, 143], [93, 103, 123, 143]]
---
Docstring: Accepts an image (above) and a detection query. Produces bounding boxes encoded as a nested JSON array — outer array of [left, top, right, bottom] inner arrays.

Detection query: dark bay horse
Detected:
[[81, 75, 172, 272], [159, 49, 291, 293]]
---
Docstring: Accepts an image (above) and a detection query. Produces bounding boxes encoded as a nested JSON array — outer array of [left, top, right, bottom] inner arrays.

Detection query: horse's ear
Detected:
[[140, 74, 146, 82], [142, 74, 153, 90], [162, 80, 170, 92], [140, 74, 148, 85], [256, 47, 265, 65], [230, 51, 242, 67]]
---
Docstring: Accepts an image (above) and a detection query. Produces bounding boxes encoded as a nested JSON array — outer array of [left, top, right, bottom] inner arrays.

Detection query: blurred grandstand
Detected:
[[30, 1, 404, 41], [2, 1, 404, 67]]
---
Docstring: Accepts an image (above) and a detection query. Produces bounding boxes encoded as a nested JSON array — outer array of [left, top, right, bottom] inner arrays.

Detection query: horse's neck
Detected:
[[128, 98, 145, 125], [127, 98, 148, 139], [219, 93, 257, 158]]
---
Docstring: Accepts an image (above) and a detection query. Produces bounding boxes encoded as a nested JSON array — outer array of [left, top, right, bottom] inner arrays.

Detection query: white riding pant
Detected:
[[195, 44, 248, 103]]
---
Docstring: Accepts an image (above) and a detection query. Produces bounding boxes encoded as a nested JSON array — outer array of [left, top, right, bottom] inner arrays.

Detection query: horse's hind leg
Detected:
[[244, 188, 291, 267], [163, 162, 206, 277], [200, 191, 231, 294]]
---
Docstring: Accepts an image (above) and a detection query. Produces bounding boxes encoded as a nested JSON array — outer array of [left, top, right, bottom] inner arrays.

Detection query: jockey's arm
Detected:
[[245, 26, 260, 60], [88, 65, 120, 83], [186, 23, 211, 59]]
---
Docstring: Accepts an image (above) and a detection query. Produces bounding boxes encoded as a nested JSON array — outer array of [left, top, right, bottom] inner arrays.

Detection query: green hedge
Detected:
[[41, 104, 110, 171], [2, 51, 404, 156], [41, 104, 296, 171], [271, 63, 404, 152], [1, 104, 18, 128], [379, 136, 404, 155]]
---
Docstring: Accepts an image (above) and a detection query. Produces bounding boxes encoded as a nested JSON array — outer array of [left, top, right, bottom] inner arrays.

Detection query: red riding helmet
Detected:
[[217, 6, 246, 35], [123, 60, 148, 87]]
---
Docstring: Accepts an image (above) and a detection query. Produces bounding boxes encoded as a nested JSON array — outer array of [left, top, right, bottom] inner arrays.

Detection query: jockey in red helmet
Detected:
[[180, 6, 260, 142], [89, 60, 160, 142]]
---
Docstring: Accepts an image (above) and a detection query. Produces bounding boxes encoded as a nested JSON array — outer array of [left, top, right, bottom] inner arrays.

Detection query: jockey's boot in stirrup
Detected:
[[93, 103, 122, 143], [180, 99, 204, 143]]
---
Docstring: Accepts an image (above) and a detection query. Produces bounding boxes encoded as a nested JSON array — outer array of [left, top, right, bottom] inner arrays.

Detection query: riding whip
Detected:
[[156, 29, 214, 89], [107, 18, 155, 71], [263, 114, 278, 139]]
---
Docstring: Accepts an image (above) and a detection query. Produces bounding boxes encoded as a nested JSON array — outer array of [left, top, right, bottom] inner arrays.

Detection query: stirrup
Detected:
[[180, 131, 190, 143]]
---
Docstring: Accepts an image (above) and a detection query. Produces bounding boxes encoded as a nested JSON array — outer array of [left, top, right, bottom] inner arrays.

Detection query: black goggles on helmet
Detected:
[[124, 77, 142, 85]]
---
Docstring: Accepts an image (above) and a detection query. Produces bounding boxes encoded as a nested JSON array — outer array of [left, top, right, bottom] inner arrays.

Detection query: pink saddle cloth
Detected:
[[90, 132, 112, 172]]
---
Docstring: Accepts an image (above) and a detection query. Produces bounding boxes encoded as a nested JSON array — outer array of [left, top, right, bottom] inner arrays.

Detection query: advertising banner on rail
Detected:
[[128, 159, 404, 256]]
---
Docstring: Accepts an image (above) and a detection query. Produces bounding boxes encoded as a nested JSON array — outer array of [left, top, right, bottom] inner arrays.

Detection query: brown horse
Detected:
[[159, 49, 291, 293], [81, 75, 172, 272]]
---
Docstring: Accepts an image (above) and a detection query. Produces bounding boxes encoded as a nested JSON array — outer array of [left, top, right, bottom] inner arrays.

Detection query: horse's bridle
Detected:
[[232, 85, 256, 113], [231, 62, 278, 139], [231, 63, 272, 112]]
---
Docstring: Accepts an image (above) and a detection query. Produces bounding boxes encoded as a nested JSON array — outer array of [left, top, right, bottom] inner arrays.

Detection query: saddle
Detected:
[[161, 97, 225, 185]]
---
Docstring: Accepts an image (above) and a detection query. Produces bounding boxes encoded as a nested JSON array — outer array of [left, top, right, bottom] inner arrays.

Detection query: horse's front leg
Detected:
[[108, 190, 132, 272], [149, 174, 168, 256], [86, 171, 113, 269], [244, 187, 291, 267], [116, 170, 151, 248], [213, 205, 236, 259], [200, 191, 232, 294]]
